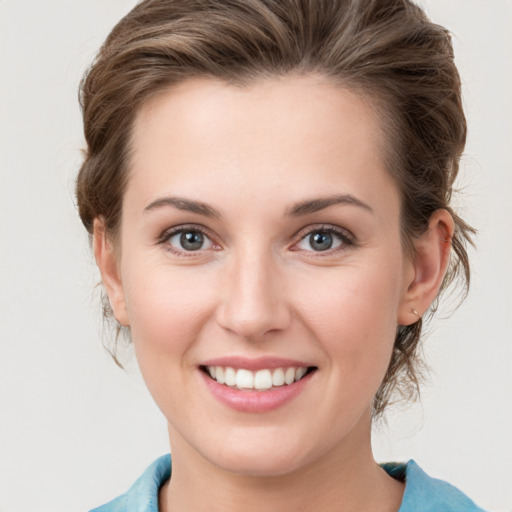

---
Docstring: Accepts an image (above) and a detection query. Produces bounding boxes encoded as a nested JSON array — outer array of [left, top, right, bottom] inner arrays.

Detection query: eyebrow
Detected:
[[143, 193, 373, 218], [287, 194, 374, 216], [144, 196, 221, 218]]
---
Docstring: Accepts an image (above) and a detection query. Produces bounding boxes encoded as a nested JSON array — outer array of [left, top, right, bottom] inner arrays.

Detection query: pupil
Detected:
[[181, 231, 203, 250], [310, 232, 332, 251]]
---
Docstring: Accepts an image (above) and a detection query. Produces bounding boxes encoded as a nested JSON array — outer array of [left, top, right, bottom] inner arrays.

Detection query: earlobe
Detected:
[[93, 219, 130, 326], [398, 209, 455, 326]]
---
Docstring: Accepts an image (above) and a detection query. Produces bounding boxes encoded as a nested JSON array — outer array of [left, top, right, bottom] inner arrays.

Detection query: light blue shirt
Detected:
[[90, 454, 487, 512]]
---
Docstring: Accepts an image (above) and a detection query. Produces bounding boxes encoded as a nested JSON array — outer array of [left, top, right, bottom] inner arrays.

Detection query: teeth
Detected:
[[215, 366, 225, 384], [272, 368, 285, 386], [284, 367, 296, 385], [235, 369, 254, 389], [205, 365, 311, 390], [225, 367, 236, 386], [295, 367, 307, 381], [254, 369, 272, 390]]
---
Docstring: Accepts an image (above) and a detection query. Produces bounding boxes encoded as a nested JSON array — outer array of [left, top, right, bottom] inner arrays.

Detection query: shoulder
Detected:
[[89, 454, 171, 512], [381, 460, 487, 512]]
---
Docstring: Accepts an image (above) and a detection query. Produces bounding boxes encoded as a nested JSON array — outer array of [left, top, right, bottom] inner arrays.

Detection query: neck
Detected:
[[160, 414, 404, 512]]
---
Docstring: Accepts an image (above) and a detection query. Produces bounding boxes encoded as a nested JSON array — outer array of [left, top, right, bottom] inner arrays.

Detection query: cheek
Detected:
[[294, 261, 403, 376], [120, 260, 216, 367], [120, 262, 220, 422]]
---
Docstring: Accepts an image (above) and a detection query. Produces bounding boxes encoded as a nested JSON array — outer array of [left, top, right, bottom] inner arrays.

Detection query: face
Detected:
[[101, 76, 419, 476]]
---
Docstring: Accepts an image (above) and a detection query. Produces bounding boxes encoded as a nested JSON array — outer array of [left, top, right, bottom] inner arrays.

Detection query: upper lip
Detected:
[[200, 356, 314, 371]]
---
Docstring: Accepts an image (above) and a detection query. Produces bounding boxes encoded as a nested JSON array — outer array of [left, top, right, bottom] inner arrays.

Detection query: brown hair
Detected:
[[76, 0, 474, 417]]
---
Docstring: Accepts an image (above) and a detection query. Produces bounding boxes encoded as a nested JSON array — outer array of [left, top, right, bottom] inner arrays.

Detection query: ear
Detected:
[[93, 219, 130, 326], [398, 209, 455, 325]]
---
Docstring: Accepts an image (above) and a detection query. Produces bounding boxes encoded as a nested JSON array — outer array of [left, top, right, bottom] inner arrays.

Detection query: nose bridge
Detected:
[[217, 241, 290, 340]]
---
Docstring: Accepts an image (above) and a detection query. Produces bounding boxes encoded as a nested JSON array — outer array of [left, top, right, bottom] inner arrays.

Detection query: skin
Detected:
[[95, 75, 454, 512]]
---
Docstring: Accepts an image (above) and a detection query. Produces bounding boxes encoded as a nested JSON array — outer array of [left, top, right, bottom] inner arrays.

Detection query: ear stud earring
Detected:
[[412, 309, 421, 319]]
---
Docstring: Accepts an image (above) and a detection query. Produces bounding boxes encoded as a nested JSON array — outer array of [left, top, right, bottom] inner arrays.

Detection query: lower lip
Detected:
[[200, 370, 315, 413]]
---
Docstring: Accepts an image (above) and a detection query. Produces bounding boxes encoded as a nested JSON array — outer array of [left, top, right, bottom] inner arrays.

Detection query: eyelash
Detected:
[[292, 224, 355, 255], [157, 224, 218, 257], [157, 224, 355, 256]]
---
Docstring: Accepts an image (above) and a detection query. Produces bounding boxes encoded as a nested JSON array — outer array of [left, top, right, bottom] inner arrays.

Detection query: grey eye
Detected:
[[180, 231, 204, 250], [309, 232, 334, 251], [168, 230, 213, 251], [296, 229, 345, 252]]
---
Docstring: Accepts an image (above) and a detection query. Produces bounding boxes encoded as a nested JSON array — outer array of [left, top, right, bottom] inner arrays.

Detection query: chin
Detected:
[[204, 432, 319, 478], [214, 453, 306, 478]]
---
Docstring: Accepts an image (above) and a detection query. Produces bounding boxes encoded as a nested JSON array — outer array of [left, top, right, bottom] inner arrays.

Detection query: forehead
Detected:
[[127, 75, 398, 218], [132, 75, 384, 158]]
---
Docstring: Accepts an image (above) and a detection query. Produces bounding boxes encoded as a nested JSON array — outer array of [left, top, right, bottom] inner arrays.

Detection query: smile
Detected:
[[202, 365, 315, 391], [199, 357, 318, 412]]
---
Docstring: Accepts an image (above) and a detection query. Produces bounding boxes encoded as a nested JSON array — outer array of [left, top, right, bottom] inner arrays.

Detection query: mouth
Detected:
[[200, 365, 317, 391]]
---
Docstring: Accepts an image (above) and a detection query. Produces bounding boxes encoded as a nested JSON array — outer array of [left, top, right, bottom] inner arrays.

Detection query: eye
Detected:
[[295, 227, 351, 252], [165, 228, 215, 252]]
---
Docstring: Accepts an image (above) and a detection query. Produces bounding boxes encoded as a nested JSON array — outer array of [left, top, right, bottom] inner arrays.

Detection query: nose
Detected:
[[216, 246, 291, 342]]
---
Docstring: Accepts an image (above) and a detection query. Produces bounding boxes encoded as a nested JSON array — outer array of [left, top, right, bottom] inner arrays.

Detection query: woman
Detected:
[[77, 0, 485, 510]]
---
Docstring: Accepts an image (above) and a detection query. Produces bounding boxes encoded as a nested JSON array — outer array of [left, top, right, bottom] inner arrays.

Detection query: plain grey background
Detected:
[[1, 1, 511, 511]]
